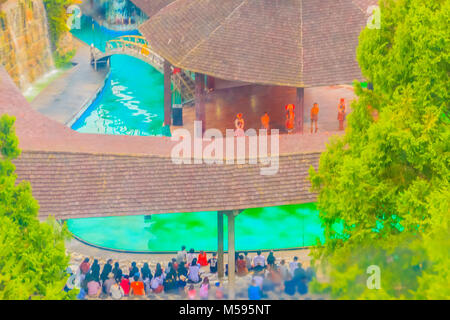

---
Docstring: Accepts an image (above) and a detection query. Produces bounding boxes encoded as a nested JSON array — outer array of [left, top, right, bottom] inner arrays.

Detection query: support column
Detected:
[[295, 87, 304, 134], [206, 75, 215, 91], [195, 73, 206, 136], [227, 210, 238, 300], [217, 211, 224, 279], [164, 60, 172, 126]]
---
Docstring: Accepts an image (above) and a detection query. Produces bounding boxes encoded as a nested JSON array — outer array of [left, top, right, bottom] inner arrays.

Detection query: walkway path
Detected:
[[30, 39, 109, 125]]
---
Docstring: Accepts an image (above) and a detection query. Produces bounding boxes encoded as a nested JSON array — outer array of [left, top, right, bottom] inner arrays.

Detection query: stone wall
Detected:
[[0, 0, 54, 90]]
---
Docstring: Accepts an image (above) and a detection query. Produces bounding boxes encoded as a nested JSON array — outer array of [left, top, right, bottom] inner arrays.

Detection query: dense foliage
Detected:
[[309, 0, 449, 299], [0, 115, 75, 299], [43, 0, 76, 67]]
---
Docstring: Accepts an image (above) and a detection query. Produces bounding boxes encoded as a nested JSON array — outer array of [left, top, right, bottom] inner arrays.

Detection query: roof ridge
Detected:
[[178, 0, 249, 66]]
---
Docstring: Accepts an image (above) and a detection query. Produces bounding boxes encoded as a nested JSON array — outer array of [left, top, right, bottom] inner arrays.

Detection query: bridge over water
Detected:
[[90, 35, 195, 103]]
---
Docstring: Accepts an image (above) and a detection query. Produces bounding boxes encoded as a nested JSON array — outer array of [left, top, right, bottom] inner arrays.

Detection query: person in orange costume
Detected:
[[261, 112, 270, 130], [285, 104, 295, 134], [337, 98, 346, 130], [234, 113, 245, 137], [310, 103, 319, 133], [198, 251, 208, 266]]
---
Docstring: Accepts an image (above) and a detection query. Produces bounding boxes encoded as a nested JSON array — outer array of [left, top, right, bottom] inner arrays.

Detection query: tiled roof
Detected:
[[138, 0, 378, 87], [14, 151, 320, 219], [130, 0, 176, 17]]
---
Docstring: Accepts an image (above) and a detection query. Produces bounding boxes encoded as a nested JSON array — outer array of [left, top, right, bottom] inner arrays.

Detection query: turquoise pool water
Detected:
[[67, 203, 325, 252], [67, 17, 326, 252], [71, 16, 167, 136]]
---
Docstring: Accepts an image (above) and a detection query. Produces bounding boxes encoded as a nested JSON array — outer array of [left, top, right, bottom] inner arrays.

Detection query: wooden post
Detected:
[[295, 87, 304, 134], [217, 211, 224, 279], [164, 60, 172, 126], [195, 73, 205, 136], [227, 210, 238, 300]]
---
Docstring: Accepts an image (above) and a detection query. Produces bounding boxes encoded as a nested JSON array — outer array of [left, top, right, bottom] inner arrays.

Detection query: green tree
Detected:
[[0, 115, 75, 300], [309, 0, 449, 299], [43, 0, 77, 67]]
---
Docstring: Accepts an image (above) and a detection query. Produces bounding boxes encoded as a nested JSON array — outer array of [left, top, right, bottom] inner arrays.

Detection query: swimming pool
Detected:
[[67, 203, 325, 252], [71, 16, 168, 136], [67, 17, 326, 252]]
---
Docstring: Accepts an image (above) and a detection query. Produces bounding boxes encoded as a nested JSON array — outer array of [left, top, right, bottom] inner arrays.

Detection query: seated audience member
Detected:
[[208, 252, 218, 273], [188, 258, 202, 283], [297, 276, 308, 295], [151, 267, 165, 293], [177, 262, 188, 278], [199, 277, 210, 300], [141, 262, 153, 293], [163, 270, 177, 293], [187, 248, 196, 265], [252, 271, 264, 289], [237, 255, 248, 276], [171, 258, 179, 272], [110, 278, 125, 300], [165, 262, 174, 275], [103, 272, 116, 296], [112, 262, 122, 279], [80, 258, 90, 276], [100, 259, 113, 284], [198, 250, 208, 266], [90, 259, 100, 282], [284, 275, 296, 296], [244, 252, 252, 271], [248, 280, 262, 300], [253, 251, 266, 271], [289, 257, 299, 276], [86, 274, 101, 297], [129, 261, 139, 279], [268, 265, 283, 289], [293, 263, 306, 281], [187, 284, 197, 300], [77, 278, 88, 300], [130, 274, 145, 297], [214, 282, 224, 300], [267, 250, 276, 267], [120, 275, 130, 296], [177, 275, 188, 293]]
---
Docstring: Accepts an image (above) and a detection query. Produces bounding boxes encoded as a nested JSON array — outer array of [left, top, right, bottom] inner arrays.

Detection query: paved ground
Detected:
[[67, 238, 327, 300], [30, 39, 108, 125]]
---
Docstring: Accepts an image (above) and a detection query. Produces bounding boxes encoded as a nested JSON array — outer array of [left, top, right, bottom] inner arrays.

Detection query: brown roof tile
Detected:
[[137, 0, 378, 87], [14, 150, 319, 219]]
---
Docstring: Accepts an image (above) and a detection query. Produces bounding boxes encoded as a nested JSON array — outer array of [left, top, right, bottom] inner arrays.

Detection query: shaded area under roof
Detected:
[[137, 0, 377, 87]]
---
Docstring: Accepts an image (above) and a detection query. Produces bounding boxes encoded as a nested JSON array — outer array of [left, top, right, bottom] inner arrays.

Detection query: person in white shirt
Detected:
[[176, 245, 187, 264], [289, 256, 299, 276], [279, 259, 290, 280], [186, 248, 196, 266], [253, 251, 266, 270]]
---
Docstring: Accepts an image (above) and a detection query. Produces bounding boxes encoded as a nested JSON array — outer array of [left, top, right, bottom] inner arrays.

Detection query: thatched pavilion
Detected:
[[132, 0, 375, 133]]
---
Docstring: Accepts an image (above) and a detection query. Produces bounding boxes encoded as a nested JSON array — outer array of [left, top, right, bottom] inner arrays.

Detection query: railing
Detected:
[[93, 35, 195, 102]]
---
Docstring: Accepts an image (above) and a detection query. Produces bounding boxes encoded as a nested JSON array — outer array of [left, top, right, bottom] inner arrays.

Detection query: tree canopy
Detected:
[[309, 0, 449, 299], [0, 115, 75, 300]]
